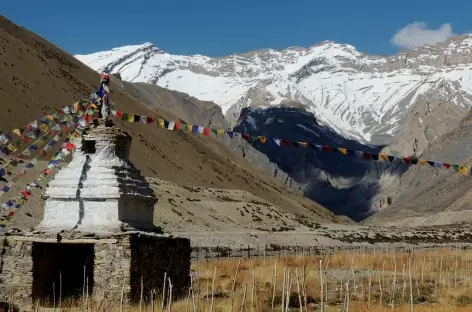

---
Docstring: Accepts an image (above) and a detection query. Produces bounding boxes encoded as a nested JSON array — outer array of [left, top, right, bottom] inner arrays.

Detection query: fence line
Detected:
[[190, 244, 472, 262]]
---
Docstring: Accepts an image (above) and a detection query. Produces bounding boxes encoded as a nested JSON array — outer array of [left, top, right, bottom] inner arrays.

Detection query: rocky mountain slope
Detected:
[[76, 36, 472, 146], [114, 77, 302, 191], [118, 80, 227, 130], [232, 106, 409, 220], [363, 111, 472, 227], [76, 35, 472, 222], [0, 15, 351, 233]]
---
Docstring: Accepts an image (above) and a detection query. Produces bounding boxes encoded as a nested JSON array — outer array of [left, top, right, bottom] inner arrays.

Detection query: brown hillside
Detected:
[[0, 15, 351, 228]]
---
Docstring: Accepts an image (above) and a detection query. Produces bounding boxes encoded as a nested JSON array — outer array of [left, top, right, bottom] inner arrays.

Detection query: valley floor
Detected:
[[31, 247, 472, 312]]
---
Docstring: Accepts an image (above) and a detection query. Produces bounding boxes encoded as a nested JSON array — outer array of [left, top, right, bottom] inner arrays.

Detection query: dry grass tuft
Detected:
[[27, 247, 472, 311]]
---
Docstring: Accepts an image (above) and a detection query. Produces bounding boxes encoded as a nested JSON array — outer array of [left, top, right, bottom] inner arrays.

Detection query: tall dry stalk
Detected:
[[455, 253, 459, 289], [402, 263, 406, 302], [271, 263, 277, 311], [185, 288, 191, 312], [285, 269, 292, 312], [120, 277, 126, 312], [83, 266, 87, 311], [391, 252, 397, 311], [324, 259, 329, 310], [59, 271, 62, 309], [319, 260, 323, 312], [281, 267, 286, 312], [421, 255, 425, 286], [140, 276, 144, 312], [86, 277, 89, 312], [295, 269, 302, 312], [408, 256, 413, 312], [190, 274, 197, 312], [251, 267, 255, 312], [302, 257, 307, 311], [196, 269, 201, 312], [368, 266, 372, 312], [240, 284, 247, 312], [378, 276, 383, 308], [230, 259, 242, 312], [344, 282, 350, 312], [439, 253, 443, 287], [151, 289, 155, 312], [168, 278, 173, 312], [210, 266, 216, 312], [161, 272, 168, 312]]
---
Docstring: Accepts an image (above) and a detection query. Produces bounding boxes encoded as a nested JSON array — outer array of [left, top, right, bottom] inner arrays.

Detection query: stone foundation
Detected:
[[0, 233, 190, 310]]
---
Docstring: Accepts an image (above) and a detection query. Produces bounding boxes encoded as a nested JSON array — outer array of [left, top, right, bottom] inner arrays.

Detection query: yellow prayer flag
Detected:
[[298, 142, 308, 148], [88, 104, 98, 109], [127, 114, 135, 123], [187, 124, 193, 132], [12, 129, 21, 137], [258, 136, 267, 144], [45, 115, 54, 121], [419, 160, 428, 165], [379, 154, 389, 161], [39, 124, 49, 133], [459, 165, 469, 176], [338, 148, 347, 155], [7, 143, 17, 152], [158, 119, 165, 128], [217, 129, 224, 136]]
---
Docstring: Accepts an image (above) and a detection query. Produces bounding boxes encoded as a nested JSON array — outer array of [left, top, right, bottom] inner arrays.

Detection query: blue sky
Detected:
[[1, 0, 471, 56]]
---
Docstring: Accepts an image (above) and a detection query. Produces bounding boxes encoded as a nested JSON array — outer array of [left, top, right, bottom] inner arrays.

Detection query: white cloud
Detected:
[[391, 22, 455, 50]]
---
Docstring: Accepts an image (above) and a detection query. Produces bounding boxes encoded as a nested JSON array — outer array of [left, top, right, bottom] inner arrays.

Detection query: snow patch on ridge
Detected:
[[75, 37, 472, 143]]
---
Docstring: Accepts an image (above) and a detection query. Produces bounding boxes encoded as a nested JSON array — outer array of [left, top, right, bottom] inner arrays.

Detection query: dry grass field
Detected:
[[21, 246, 472, 312]]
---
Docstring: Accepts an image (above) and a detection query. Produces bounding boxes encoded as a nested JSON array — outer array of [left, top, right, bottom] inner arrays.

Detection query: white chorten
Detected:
[[37, 125, 158, 233]]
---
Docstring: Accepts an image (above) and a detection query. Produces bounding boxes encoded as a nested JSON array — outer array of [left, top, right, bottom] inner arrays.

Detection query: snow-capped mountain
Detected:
[[76, 35, 472, 145]]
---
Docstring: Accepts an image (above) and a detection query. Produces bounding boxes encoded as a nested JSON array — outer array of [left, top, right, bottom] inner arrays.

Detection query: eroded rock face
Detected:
[[37, 125, 158, 233]]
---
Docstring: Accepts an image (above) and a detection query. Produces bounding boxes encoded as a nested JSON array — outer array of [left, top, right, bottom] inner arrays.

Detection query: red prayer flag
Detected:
[[174, 121, 181, 131], [20, 189, 31, 197], [403, 157, 411, 164], [443, 163, 451, 169], [115, 111, 123, 119], [242, 133, 250, 141], [65, 142, 75, 151], [85, 114, 93, 124], [282, 140, 290, 147], [322, 145, 330, 152], [203, 128, 210, 136], [8, 212, 14, 217], [146, 117, 153, 124], [363, 152, 372, 159]]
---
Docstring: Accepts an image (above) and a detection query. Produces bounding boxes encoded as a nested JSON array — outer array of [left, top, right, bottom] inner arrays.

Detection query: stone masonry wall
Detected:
[[130, 234, 191, 303], [0, 234, 190, 309], [93, 237, 132, 303], [0, 237, 33, 310]]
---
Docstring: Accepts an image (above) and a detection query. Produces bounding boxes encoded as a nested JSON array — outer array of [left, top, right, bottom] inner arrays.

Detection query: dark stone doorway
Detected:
[[82, 140, 96, 154], [32, 243, 94, 306]]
